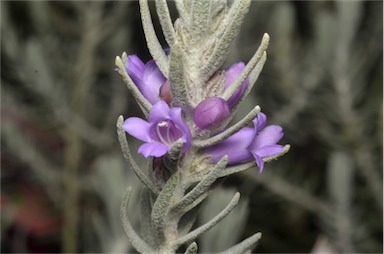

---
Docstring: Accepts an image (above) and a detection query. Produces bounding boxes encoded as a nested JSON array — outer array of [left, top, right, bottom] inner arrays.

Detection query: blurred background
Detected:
[[1, 1, 382, 253]]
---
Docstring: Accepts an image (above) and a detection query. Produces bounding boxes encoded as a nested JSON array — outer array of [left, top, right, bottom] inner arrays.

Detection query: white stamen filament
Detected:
[[166, 123, 172, 144], [157, 121, 170, 145]]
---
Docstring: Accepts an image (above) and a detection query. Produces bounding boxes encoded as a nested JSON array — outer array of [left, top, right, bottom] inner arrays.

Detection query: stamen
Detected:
[[166, 124, 172, 144], [156, 121, 170, 145]]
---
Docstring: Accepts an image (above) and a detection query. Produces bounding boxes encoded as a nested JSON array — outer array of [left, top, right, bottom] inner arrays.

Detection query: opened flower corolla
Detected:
[[125, 55, 166, 104], [204, 112, 284, 171], [122, 100, 192, 158]]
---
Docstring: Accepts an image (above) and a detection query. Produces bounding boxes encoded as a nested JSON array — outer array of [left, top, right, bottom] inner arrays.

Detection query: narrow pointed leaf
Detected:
[[164, 138, 183, 171], [173, 192, 240, 248], [139, 188, 156, 247], [222, 33, 269, 101], [120, 186, 153, 253], [218, 162, 256, 178], [191, 0, 212, 37], [169, 42, 190, 108], [139, 0, 169, 77], [151, 173, 180, 230], [155, 0, 177, 46], [184, 242, 198, 254], [115, 56, 151, 115], [201, 0, 251, 78], [178, 202, 203, 237], [179, 191, 209, 215], [170, 156, 228, 215], [175, 0, 190, 22], [117, 116, 159, 194], [219, 232, 262, 254]]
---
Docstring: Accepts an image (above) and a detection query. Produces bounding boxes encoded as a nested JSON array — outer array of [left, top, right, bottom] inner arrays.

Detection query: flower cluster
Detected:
[[121, 55, 285, 172], [116, 2, 291, 252]]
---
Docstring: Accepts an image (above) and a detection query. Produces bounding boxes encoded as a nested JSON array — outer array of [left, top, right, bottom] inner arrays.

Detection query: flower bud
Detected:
[[159, 80, 172, 105], [193, 97, 230, 130]]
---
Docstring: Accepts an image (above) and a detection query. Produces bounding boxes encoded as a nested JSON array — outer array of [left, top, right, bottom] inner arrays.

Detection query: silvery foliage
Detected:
[[114, 0, 289, 253]]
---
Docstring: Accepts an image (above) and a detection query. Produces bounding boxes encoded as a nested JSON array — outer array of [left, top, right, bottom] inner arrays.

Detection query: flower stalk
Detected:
[[115, 0, 290, 253]]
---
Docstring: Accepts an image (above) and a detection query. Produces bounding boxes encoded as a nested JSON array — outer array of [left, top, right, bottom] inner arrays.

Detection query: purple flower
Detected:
[[224, 62, 249, 108], [193, 97, 230, 130], [122, 100, 192, 158], [204, 112, 284, 171], [126, 55, 167, 104]]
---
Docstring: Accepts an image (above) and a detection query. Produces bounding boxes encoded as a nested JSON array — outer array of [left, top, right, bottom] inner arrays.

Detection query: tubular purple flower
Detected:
[[126, 55, 167, 104], [224, 62, 249, 108], [193, 97, 230, 130], [204, 112, 284, 172], [122, 100, 192, 158]]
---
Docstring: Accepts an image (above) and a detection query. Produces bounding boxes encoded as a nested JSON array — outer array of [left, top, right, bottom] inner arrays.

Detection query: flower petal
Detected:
[[144, 60, 166, 85], [205, 127, 254, 165], [224, 62, 249, 108], [122, 117, 152, 142], [169, 107, 192, 150], [253, 112, 267, 133], [149, 101, 171, 123], [127, 55, 145, 86], [138, 143, 169, 157], [224, 62, 245, 89], [252, 154, 265, 172], [252, 144, 285, 158], [142, 60, 166, 104], [248, 125, 283, 151]]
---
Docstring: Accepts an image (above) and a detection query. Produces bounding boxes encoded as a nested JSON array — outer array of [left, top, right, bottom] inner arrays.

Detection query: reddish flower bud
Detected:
[[159, 80, 172, 105]]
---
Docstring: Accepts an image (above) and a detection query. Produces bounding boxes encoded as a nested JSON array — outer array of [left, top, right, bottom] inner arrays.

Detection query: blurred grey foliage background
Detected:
[[1, 1, 382, 253]]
